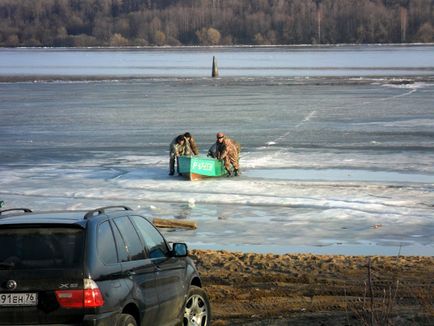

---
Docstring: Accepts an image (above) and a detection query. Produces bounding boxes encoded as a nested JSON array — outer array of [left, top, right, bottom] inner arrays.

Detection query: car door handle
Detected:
[[126, 270, 136, 277]]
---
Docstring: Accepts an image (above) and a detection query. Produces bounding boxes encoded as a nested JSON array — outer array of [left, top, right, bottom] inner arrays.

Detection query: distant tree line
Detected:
[[0, 0, 433, 47]]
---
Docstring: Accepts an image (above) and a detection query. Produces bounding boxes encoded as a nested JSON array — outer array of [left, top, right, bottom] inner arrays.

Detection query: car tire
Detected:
[[117, 313, 137, 326], [182, 285, 211, 326]]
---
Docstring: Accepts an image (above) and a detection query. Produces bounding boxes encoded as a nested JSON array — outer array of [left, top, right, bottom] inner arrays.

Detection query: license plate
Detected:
[[0, 293, 38, 306]]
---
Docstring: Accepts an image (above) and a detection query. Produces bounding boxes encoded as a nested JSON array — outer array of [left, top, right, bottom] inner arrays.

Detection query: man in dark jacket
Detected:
[[184, 132, 199, 156], [169, 135, 186, 176]]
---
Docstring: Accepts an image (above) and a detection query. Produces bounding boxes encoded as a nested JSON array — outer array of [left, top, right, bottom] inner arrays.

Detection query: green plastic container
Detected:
[[178, 156, 226, 180]]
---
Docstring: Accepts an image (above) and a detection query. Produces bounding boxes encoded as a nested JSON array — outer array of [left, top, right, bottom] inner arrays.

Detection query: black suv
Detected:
[[0, 206, 210, 326]]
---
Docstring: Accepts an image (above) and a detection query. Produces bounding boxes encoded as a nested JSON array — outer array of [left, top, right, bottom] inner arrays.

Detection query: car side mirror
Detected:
[[172, 243, 188, 257]]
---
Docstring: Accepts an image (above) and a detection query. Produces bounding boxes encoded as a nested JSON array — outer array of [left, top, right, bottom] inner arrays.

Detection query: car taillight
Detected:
[[55, 279, 104, 308]]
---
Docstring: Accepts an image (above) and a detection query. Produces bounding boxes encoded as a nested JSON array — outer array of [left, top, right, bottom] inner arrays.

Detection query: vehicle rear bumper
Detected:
[[0, 311, 118, 326], [83, 310, 119, 326]]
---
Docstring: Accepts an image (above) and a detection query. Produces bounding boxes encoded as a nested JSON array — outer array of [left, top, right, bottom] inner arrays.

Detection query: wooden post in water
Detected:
[[212, 56, 219, 77]]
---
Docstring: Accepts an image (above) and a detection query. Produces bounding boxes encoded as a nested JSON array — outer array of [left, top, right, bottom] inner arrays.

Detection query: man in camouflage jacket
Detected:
[[213, 132, 240, 176]]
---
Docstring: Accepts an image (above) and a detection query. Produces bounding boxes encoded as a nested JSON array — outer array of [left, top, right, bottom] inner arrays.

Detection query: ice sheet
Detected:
[[1, 157, 433, 256]]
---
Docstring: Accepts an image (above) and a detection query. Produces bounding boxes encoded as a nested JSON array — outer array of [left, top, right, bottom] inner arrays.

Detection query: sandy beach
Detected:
[[190, 250, 434, 325]]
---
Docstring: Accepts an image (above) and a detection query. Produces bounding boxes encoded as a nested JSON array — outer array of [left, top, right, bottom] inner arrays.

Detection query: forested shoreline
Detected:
[[0, 0, 433, 47]]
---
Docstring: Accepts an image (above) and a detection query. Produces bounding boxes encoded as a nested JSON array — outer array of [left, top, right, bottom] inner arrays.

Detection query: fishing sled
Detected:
[[178, 156, 226, 181]]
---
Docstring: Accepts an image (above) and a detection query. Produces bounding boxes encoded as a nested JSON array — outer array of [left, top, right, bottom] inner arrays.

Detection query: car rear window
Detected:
[[0, 227, 84, 270]]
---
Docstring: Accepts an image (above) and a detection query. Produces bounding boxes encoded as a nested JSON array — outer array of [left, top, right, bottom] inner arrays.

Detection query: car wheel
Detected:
[[183, 286, 211, 326], [117, 313, 137, 326]]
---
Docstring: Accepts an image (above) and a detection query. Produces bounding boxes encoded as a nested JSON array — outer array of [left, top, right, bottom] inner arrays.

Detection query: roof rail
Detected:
[[84, 206, 132, 219], [0, 208, 33, 216]]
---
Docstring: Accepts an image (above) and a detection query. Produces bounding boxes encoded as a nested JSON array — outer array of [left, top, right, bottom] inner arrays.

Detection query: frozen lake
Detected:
[[1, 46, 433, 256], [246, 168, 434, 183]]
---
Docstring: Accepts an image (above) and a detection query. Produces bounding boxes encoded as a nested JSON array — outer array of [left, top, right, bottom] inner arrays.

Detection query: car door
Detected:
[[112, 216, 159, 324], [130, 215, 187, 325], [94, 220, 126, 316]]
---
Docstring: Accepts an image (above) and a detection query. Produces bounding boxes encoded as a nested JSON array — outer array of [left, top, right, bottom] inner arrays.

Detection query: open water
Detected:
[[1, 45, 433, 256]]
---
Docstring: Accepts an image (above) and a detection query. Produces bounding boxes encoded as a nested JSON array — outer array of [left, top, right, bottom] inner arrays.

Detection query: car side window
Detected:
[[97, 221, 118, 265], [111, 222, 128, 262], [130, 215, 168, 259], [113, 216, 145, 261]]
